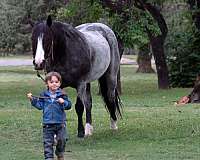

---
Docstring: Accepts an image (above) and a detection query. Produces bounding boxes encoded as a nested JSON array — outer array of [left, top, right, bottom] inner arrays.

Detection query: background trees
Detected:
[[165, 1, 200, 87], [0, 0, 65, 55], [1, 0, 200, 89]]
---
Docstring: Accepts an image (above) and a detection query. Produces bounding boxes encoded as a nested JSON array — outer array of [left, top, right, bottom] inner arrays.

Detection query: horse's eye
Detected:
[[44, 54, 48, 59]]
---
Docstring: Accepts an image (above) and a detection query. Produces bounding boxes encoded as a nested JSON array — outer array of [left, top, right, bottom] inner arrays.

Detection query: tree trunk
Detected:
[[150, 36, 169, 89], [143, 2, 170, 89], [136, 53, 155, 73], [136, 43, 155, 73]]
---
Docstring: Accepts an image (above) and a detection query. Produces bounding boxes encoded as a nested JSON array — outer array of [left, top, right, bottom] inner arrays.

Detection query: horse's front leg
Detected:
[[77, 83, 93, 137], [75, 97, 85, 138]]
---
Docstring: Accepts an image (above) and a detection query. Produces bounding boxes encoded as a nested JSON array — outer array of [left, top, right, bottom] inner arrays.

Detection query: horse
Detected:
[[31, 16, 122, 138]]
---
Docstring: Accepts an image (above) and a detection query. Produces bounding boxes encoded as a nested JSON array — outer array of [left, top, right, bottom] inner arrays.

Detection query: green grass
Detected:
[[0, 65, 200, 160], [122, 55, 137, 61]]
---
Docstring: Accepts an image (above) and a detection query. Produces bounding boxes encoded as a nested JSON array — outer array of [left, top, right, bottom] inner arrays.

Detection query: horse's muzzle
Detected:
[[33, 60, 45, 70]]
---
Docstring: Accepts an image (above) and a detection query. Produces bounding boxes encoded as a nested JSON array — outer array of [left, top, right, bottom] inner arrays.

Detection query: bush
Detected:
[[167, 29, 200, 87]]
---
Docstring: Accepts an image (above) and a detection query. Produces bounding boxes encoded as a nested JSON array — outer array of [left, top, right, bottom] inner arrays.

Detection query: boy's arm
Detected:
[[61, 95, 72, 110], [30, 96, 44, 110]]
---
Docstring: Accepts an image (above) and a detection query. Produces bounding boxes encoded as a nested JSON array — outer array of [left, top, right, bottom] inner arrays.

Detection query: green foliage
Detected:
[[0, 0, 23, 50], [0, 0, 36, 53], [168, 29, 200, 87], [109, 6, 161, 48], [109, 8, 161, 48], [54, 1, 105, 26], [0, 0, 65, 55], [165, 3, 200, 87], [55, 1, 161, 49], [0, 0, 165, 55]]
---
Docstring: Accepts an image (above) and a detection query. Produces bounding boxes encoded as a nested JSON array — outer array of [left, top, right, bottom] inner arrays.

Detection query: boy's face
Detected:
[[47, 76, 61, 92]]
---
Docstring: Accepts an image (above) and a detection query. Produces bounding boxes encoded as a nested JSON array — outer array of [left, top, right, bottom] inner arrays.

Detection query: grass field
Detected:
[[0, 65, 200, 160]]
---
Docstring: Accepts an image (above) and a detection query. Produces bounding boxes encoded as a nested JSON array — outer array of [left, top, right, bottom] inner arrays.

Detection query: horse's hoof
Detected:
[[77, 132, 85, 138], [85, 123, 93, 136], [110, 119, 118, 130]]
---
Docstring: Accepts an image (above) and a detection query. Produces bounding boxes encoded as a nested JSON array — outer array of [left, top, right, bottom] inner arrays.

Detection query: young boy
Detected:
[[27, 71, 71, 160]]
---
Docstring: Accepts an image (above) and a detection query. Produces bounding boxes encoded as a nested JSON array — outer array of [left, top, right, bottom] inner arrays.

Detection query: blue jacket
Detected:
[[31, 89, 71, 124]]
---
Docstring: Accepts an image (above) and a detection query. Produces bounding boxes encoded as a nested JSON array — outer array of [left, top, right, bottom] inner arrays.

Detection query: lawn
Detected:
[[0, 65, 200, 160]]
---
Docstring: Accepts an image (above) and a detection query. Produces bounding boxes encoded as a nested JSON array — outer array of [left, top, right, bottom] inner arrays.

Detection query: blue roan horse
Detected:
[[31, 16, 122, 137]]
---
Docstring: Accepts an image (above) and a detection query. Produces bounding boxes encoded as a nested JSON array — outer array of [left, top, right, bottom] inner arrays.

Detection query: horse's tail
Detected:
[[96, 23, 122, 118], [98, 76, 123, 119]]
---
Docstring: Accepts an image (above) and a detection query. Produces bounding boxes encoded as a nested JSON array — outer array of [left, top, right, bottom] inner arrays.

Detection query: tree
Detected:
[[140, 1, 169, 89], [99, 0, 169, 89], [0, 0, 66, 55], [0, 0, 24, 54]]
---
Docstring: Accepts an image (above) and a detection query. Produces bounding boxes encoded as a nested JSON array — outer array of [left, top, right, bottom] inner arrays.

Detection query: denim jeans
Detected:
[[43, 123, 68, 159]]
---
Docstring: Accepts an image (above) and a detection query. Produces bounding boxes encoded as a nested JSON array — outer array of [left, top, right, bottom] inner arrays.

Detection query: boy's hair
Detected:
[[45, 72, 62, 84]]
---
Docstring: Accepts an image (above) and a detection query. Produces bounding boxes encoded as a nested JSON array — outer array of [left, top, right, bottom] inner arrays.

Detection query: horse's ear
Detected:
[[47, 15, 52, 27], [27, 14, 35, 28]]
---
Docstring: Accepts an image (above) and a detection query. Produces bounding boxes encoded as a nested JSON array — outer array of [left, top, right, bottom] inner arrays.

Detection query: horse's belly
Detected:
[[81, 31, 111, 82]]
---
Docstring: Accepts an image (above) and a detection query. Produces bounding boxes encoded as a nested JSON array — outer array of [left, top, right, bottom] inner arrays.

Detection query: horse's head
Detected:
[[31, 16, 54, 70]]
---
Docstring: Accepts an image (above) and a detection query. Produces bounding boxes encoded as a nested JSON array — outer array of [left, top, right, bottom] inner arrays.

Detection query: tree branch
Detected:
[[135, 0, 168, 38]]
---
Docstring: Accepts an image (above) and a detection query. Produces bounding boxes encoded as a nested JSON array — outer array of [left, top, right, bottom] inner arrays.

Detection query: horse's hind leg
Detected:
[[99, 74, 121, 130]]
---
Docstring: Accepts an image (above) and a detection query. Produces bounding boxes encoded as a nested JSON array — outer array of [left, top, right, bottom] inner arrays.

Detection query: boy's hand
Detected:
[[57, 98, 64, 104], [27, 93, 33, 100]]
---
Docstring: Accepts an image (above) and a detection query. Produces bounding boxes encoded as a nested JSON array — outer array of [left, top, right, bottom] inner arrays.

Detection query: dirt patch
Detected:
[[120, 57, 136, 65]]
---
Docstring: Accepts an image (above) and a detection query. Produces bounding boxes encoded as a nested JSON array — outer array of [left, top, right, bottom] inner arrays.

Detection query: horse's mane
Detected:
[[51, 21, 88, 52], [51, 22, 91, 66]]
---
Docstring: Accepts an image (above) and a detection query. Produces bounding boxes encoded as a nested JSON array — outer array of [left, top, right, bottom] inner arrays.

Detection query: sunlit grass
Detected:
[[122, 54, 137, 60]]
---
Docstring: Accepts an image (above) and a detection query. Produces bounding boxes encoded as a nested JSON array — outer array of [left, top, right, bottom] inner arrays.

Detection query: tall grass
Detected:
[[0, 65, 200, 160]]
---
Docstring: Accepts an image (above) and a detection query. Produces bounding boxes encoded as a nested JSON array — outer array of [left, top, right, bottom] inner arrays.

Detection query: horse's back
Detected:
[[77, 24, 111, 82], [76, 23, 117, 40], [76, 22, 120, 61], [76, 23, 120, 81], [76, 23, 112, 32]]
